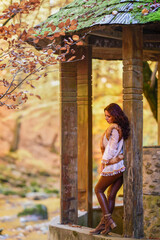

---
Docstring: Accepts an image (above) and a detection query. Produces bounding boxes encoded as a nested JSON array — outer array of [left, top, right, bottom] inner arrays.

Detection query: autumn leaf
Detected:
[[112, 10, 118, 16], [71, 19, 77, 26], [61, 56, 66, 62], [36, 94, 41, 99], [34, 38, 39, 43], [76, 41, 83, 46], [60, 47, 67, 51], [49, 57, 56, 62], [60, 31, 65, 36], [65, 19, 70, 27], [58, 22, 65, 29], [137, 5, 143, 9], [67, 56, 76, 62], [47, 49, 53, 55], [47, 35, 55, 40], [51, 25, 56, 32], [0, 64, 6, 69], [44, 31, 50, 37], [36, 75, 41, 80], [0, 0, 83, 109], [142, 8, 149, 15], [39, 60, 45, 66], [54, 32, 60, 38], [68, 25, 77, 30], [72, 35, 79, 41]]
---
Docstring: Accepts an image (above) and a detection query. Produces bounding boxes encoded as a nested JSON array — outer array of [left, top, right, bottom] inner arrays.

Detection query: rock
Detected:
[[25, 225, 33, 231], [20, 215, 42, 223], [17, 232, 25, 238], [26, 192, 49, 200], [18, 204, 48, 222], [0, 215, 16, 222], [0, 234, 9, 239]]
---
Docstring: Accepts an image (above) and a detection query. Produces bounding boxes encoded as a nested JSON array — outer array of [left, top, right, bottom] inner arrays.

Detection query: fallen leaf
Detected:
[[67, 56, 76, 62], [142, 8, 149, 15], [47, 49, 53, 55], [76, 41, 83, 46], [72, 35, 79, 41], [112, 10, 118, 15]]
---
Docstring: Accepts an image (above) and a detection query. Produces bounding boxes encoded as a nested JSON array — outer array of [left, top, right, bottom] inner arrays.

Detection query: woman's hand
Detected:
[[99, 163, 105, 173], [105, 154, 124, 165]]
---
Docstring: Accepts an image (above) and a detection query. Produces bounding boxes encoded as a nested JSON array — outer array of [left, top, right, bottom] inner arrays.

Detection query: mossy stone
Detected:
[[18, 204, 48, 220]]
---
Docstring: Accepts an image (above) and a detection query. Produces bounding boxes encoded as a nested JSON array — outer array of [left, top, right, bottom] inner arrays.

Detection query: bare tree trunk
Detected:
[[150, 62, 158, 89], [50, 133, 58, 153], [143, 62, 157, 121], [10, 116, 21, 152]]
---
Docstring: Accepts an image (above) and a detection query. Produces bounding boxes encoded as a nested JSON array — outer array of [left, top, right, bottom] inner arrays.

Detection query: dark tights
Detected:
[[95, 172, 123, 215]]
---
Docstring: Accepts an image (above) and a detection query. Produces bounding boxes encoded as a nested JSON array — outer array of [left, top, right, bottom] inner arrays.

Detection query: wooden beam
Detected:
[[60, 61, 78, 224], [90, 27, 122, 40], [143, 50, 160, 61], [89, 35, 160, 61], [77, 46, 93, 227], [92, 47, 122, 60], [158, 62, 160, 145], [122, 26, 144, 238], [144, 34, 160, 42], [144, 42, 160, 50], [92, 47, 160, 61]]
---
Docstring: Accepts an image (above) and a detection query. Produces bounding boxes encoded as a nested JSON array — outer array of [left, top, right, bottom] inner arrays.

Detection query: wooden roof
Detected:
[[30, 0, 160, 61], [38, 0, 160, 36]]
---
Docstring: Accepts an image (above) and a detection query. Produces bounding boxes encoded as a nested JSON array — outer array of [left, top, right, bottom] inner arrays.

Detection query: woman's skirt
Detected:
[[100, 160, 125, 176]]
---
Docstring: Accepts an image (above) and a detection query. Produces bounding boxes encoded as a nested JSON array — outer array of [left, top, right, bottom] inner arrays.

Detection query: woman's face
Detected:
[[104, 110, 114, 124]]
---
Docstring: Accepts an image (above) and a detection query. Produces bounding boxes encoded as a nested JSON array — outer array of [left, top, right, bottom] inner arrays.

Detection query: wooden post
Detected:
[[122, 26, 144, 238], [77, 46, 92, 226], [158, 62, 160, 145], [60, 61, 78, 224]]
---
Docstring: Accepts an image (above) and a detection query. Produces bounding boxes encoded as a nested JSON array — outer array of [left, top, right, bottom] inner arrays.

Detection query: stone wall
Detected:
[[143, 146, 160, 195], [143, 146, 160, 239], [49, 147, 160, 240], [79, 147, 160, 238]]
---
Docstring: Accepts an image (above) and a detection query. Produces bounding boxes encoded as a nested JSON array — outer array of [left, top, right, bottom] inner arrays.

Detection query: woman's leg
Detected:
[[107, 176, 123, 214], [90, 172, 123, 235], [94, 172, 123, 215]]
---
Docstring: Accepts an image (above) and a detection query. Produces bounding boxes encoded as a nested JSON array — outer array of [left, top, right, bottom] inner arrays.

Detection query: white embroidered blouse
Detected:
[[101, 128, 125, 176]]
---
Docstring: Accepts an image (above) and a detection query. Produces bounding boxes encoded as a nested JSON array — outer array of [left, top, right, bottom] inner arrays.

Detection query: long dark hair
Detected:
[[104, 103, 130, 140]]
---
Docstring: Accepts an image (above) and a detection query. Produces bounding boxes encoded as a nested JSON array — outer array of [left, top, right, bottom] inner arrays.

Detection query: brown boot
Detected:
[[89, 216, 105, 235], [100, 213, 116, 235]]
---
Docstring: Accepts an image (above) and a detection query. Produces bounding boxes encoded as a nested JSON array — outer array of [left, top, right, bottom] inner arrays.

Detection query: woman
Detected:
[[90, 103, 130, 235]]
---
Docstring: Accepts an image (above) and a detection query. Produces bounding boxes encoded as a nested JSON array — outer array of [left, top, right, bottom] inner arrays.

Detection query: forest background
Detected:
[[0, 0, 158, 240]]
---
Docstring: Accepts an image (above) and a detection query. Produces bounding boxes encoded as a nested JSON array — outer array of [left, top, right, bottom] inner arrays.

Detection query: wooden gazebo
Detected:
[[33, 0, 160, 238]]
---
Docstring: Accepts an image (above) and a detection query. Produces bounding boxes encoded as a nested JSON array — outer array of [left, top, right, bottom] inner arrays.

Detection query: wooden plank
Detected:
[[122, 26, 144, 238], [60, 61, 78, 224], [92, 47, 122, 60], [77, 46, 93, 227], [92, 48, 160, 62], [158, 62, 160, 145], [144, 34, 160, 42], [90, 27, 122, 40]]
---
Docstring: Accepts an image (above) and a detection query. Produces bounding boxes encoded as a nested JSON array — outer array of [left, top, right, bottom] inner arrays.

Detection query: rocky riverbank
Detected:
[[0, 194, 60, 240]]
